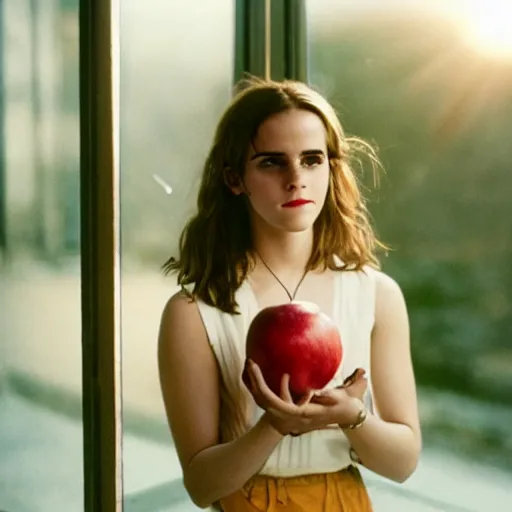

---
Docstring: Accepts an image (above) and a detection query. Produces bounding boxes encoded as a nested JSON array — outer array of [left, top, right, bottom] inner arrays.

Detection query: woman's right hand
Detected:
[[243, 360, 341, 436]]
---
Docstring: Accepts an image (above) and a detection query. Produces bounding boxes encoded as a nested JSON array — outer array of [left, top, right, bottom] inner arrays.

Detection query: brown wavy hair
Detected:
[[163, 77, 386, 313]]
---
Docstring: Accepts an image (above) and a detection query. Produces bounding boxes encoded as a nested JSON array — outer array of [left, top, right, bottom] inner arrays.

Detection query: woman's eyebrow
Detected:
[[250, 149, 325, 160], [250, 151, 285, 160]]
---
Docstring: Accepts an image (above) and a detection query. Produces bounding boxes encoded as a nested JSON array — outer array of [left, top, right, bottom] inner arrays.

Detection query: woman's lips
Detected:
[[282, 199, 314, 208]]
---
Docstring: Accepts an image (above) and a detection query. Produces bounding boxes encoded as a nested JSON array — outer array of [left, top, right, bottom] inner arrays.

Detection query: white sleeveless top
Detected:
[[194, 266, 377, 477]]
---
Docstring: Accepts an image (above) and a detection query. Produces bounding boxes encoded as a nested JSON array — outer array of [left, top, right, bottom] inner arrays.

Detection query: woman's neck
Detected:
[[251, 227, 313, 278]]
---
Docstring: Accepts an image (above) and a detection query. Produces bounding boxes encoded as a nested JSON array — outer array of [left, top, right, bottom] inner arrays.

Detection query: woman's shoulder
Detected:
[[333, 257, 377, 282], [333, 256, 400, 288], [164, 284, 217, 315], [160, 288, 204, 336], [366, 268, 404, 297], [363, 269, 407, 327], [157, 288, 215, 368], [334, 261, 405, 310], [162, 286, 221, 329], [359, 266, 405, 300], [163, 283, 245, 345]]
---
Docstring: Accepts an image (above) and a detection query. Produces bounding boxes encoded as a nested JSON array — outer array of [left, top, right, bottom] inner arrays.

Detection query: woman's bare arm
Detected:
[[343, 272, 422, 483], [157, 292, 283, 508]]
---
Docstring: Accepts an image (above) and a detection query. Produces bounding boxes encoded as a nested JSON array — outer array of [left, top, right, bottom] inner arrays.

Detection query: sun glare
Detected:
[[458, 0, 512, 60]]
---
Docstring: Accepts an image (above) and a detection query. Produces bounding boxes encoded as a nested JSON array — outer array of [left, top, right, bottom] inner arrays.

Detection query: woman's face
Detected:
[[232, 108, 331, 235]]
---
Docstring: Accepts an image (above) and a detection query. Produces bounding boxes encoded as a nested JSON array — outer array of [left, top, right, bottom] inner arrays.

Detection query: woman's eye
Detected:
[[302, 155, 323, 167], [259, 157, 282, 168]]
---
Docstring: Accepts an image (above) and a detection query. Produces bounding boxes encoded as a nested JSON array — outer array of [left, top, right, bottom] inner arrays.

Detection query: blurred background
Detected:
[[0, 0, 511, 510]]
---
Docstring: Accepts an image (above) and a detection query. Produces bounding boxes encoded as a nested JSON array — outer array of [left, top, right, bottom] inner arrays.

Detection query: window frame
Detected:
[[234, 0, 308, 82], [79, 0, 123, 510]]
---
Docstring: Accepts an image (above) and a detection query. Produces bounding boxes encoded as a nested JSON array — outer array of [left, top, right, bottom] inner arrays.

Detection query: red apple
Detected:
[[243, 301, 343, 401]]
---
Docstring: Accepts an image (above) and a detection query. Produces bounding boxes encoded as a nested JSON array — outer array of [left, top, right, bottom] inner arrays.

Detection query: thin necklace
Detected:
[[255, 251, 309, 302]]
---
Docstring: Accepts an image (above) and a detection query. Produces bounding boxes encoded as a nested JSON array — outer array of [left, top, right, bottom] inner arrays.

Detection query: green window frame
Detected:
[[234, 0, 308, 82]]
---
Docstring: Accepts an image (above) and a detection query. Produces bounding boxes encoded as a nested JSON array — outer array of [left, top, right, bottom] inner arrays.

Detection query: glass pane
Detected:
[[0, 0, 83, 510], [120, 1, 235, 509], [308, 0, 512, 509]]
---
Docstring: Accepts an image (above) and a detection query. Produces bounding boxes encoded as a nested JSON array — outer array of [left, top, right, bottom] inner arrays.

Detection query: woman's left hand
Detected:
[[310, 368, 369, 427], [244, 361, 368, 434]]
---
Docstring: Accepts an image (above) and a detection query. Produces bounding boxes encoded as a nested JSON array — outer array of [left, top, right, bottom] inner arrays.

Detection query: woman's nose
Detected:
[[285, 162, 306, 190]]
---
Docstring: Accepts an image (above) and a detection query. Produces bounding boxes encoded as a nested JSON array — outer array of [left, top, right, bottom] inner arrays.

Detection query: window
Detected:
[[0, 0, 83, 509], [120, 1, 235, 509]]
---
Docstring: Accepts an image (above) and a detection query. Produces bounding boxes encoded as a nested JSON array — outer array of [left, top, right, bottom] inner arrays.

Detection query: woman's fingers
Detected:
[[280, 374, 294, 403], [248, 361, 290, 411], [310, 391, 339, 406], [247, 379, 265, 407], [247, 360, 266, 391], [296, 389, 315, 407], [344, 372, 368, 399], [342, 368, 366, 387], [246, 361, 268, 407], [248, 361, 330, 427], [280, 374, 316, 408]]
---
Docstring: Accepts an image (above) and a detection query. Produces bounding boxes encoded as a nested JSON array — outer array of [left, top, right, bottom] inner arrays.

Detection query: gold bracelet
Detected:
[[341, 401, 368, 430]]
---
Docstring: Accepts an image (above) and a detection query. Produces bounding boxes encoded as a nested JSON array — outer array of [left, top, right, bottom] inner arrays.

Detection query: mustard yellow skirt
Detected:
[[219, 465, 373, 511]]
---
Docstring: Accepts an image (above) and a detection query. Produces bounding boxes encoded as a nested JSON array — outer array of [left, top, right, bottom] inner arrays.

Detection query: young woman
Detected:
[[158, 77, 421, 511]]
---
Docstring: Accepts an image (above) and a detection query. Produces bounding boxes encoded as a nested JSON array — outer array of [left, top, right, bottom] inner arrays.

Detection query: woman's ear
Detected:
[[223, 167, 244, 195]]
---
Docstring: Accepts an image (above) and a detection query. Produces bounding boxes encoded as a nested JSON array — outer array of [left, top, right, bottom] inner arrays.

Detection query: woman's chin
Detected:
[[251, 210, 319, 235], [275, 219, 315, 233]]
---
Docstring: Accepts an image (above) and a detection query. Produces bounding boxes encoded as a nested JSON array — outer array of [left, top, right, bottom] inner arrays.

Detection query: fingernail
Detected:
[[357, 369, 367, 379], [343, 375, 355, 385], [354, 368, 366, 380], [346, 368, 359, 381]]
